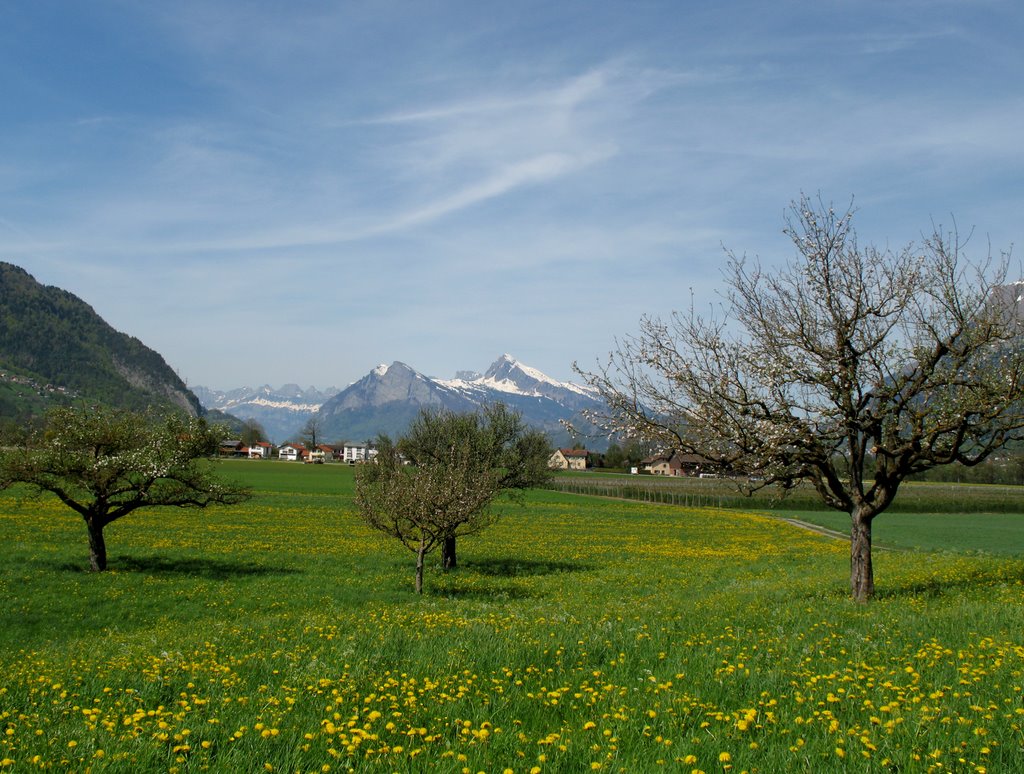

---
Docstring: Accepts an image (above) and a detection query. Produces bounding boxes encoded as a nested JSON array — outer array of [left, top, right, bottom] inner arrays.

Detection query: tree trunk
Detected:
[[850, 507, 874, 603], [86, 517, 107, 572], [415, 539, 426, 594], [441, 535, 457, 570]]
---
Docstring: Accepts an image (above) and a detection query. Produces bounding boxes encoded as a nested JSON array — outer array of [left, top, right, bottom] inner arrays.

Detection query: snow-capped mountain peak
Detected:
[[192, 383, 340, 442], [463, 354, 598, 399], [195, 355, 604, 447], [316, 355, 604, 446]]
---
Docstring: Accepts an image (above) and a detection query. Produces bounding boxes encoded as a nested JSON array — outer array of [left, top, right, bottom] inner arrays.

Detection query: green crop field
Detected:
[[777, 511, 1024, 555], [549, 472, 1024, 515], [1, 460, 1023, 772]]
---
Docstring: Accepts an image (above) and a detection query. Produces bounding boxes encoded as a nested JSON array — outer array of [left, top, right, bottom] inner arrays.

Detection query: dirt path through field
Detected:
[[775, 516, 904, 552], [776, 517, 848, 541]]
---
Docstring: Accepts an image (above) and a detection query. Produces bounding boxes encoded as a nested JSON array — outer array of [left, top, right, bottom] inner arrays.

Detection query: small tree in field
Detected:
[[577, 196, 1024, 602], [355, 403, 552, 593], [355, 435, 494, 594], [399, 402, 553, 569], [0, 405, 250, 571]]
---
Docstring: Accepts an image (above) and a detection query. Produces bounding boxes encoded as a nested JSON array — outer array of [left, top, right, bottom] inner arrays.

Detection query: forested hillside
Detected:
[[0, 263, 202, 420]]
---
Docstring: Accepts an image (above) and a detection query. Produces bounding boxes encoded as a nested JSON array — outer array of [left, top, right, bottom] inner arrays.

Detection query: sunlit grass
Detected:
[[780, 509, 1024, 555], [0, 461, 1022, 772]]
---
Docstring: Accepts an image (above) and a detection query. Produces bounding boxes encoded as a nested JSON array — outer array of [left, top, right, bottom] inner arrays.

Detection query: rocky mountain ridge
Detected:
[[196, 355, 604, 446], [317, 355, 603, 447]]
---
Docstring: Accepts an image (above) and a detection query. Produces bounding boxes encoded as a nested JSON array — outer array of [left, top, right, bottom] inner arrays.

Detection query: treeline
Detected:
[[580, 441, 653, 470], [584, 441, 1024, 487], [910, 449, 1024, 486]]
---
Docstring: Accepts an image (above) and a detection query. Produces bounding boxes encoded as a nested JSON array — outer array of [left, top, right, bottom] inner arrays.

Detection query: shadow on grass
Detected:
[[873, 563, 1024, 600], [430, 583, 536, 601], [56, 554, 302, 579], [460, 557, 592, 578]]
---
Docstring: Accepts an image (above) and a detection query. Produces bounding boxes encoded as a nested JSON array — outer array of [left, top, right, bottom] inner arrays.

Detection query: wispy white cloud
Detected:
[[384, 150, 613, 231], [854, 27, 960, 55], [348, 76, 603, 127], [1, 1, 1021, 388]]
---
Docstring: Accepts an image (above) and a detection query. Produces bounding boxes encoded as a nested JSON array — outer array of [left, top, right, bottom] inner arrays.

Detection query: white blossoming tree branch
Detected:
[[0, 405, 250, 571], [576, 195, 1024, 602]]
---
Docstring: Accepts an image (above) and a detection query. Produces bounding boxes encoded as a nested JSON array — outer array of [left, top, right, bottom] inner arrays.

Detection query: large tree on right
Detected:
[[578, 196, 1024, 602]]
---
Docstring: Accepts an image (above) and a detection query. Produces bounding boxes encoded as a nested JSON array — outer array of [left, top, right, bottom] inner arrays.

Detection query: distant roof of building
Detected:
[[642, 450, 711, 465]]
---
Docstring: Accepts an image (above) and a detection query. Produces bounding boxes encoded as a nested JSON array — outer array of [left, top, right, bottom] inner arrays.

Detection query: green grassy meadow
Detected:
[[1, 461, 1023, 773], [779, 510, 1024, 555]]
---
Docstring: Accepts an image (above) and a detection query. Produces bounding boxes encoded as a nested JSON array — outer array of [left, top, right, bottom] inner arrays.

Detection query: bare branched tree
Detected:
[[399, 403, 553, 570], [300, 413, 324, 451], [355, 403, 552, 593], [355, 434, 497, 594], [577, 195, 1024, 602]]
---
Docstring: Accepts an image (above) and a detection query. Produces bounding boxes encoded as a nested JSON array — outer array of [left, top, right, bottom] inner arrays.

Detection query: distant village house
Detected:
[[342, 442, 377, 464], [248, 441, 273, 459], [278, 442, 307, 462], [305, 444, 339, 464], [317, 444, 340, 461], [218, 440, 245, 457], [548, 448, 590, 471], [639, 451, 714, 477]]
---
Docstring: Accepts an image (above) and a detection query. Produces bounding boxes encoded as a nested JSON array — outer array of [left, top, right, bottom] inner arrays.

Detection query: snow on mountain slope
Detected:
[[317, 355, 604, 446], [439, 354, 597, 401], [192, 384, 339, 442], [195, 355, 605, 447]]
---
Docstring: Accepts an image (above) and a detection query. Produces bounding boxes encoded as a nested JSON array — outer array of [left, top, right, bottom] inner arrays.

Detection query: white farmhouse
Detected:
[[278, 443, 306, 462], [342, 442, 378, 463], [248, 441, 273, 459]]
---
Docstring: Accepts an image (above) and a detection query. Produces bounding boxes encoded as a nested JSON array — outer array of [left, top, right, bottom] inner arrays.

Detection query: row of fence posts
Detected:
[[547, 478, 730, 510], [549, 479, 1020, 514]]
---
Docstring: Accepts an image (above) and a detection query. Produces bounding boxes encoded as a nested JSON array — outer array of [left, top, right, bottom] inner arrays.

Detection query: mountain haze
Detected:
[[192, 384, 339, 442]]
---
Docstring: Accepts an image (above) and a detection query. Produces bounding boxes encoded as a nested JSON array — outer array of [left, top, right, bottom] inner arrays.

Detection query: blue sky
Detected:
[[2, 1, 1022, 390]]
